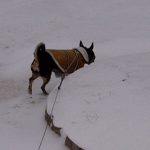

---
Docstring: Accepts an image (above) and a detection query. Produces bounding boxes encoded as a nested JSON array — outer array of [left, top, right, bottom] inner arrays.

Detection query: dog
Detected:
[[28, 41, 95, 95]]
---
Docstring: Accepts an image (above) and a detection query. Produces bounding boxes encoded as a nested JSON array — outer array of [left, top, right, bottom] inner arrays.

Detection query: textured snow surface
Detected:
[[1, 0, 150, 150]]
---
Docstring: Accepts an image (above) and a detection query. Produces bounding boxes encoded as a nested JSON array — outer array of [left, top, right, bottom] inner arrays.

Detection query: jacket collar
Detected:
[[75, 47, 89, 63]]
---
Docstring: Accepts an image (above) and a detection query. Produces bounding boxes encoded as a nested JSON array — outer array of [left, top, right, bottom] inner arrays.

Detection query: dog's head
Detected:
[[79, 41, 95, 64]]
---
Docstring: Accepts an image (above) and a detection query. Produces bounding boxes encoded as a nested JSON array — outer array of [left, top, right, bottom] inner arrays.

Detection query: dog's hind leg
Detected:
[[28, 73, 39, 94], [41, 76, 50, 95]]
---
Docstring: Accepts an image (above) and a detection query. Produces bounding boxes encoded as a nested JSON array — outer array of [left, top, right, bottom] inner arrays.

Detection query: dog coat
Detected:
[[46, 47, 89, 74]]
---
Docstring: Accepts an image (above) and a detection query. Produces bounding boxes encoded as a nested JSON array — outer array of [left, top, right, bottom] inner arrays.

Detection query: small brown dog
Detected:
[[28, 41, 95, 95]]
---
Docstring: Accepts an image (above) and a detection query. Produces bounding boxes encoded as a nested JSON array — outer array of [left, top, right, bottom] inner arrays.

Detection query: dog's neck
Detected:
[[75, 47, 89, 63]]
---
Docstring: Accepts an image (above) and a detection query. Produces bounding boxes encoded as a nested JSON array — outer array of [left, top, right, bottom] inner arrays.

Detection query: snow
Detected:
[[47, 52, 150, 149], [0, 0, 150, 150]]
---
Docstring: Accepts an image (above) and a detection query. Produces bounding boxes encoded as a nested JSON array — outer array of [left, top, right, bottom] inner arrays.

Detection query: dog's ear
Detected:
[[79, 41, 84, 47], [89, 42, 94, 50]]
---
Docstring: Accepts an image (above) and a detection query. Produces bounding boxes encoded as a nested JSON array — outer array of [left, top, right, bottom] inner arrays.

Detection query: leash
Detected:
[[50, 75, 65, 116], [37, 51, 79, 150], [37, 123, 48, 150], [37, 75, 65, 150]]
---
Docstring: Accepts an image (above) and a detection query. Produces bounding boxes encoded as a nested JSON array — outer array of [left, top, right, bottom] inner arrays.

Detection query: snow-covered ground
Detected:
[[47, 51, 150, 149], [1, 0, 150, 150]]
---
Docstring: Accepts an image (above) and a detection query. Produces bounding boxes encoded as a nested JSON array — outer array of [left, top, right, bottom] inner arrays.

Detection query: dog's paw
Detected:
[[43, 91, 49, 95]]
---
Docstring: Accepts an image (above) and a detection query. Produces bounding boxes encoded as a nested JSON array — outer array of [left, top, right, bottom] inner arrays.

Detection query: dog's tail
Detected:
[[34, 42, 46, 59]]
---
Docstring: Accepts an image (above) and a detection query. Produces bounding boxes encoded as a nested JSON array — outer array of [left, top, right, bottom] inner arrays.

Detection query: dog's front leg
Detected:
[[41, 76, 51, 95]]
